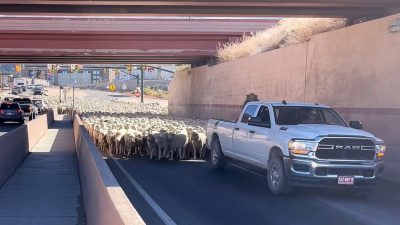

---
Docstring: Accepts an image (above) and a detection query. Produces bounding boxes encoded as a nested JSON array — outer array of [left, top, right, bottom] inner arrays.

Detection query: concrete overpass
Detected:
[[0, 0, 399, 17], [0, 16, 277, 64], [0, 1, 398, 64]]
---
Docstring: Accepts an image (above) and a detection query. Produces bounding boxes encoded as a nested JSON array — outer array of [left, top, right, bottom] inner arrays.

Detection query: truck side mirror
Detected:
[[349, 121, 363, 129], [248, 117, 271, 128]]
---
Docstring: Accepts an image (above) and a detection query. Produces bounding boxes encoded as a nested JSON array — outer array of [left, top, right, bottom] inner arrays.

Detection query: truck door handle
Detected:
[[249, 130, 255, 134], [234, 127, 240, 130]]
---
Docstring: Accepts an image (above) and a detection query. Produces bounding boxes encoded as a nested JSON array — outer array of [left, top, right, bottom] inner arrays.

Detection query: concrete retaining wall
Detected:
[[73, 115, 145, 225], [169, 13, 400, 146], [0, 110, 54, 187]]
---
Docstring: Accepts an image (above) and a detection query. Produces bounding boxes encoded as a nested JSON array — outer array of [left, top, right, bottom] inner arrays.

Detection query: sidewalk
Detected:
[[0, 118, 84, 225]]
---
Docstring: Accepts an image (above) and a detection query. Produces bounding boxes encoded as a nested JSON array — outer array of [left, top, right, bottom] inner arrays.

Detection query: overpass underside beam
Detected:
[[0, 1, 397, 17], [0, 56, 206, 64]]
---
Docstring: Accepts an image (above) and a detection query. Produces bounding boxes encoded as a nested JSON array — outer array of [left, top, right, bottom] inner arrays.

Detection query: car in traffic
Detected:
[[207, 101, 385, 195], [0, 102, 25, 125], [32, 99, 48, 114], [33, 84, 44, 95], [11, 87, 22, 95], [12, 98, 38, 120], [2, 97, 15, 102], [26, 85, 35, 95]]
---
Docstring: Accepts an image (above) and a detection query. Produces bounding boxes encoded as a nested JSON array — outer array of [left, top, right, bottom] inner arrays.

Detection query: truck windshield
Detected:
[[273, 106, 347, 126]]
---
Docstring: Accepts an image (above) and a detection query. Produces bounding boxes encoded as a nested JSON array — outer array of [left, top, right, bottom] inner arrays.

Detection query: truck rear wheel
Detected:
[[267, 154, 292, 195], [211, 138, 226, 170]]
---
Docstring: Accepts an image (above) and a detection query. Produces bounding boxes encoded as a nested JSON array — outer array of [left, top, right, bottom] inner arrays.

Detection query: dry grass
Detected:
[[143, 87, 169, 99], [217, 18, 346, 62]]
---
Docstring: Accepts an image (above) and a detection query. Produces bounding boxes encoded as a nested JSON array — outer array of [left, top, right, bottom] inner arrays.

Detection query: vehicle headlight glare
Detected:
[[375, 144, 386, 158], [288, 140, 317, 155]]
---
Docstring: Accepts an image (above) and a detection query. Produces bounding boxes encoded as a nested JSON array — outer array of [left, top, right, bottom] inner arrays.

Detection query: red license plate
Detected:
[[338, 176, 354, 185]]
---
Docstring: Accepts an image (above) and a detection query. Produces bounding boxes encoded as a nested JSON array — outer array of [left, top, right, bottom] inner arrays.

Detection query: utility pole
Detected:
[[140, 65, 144, 103], [72, 86, 75, 110], [59, 86, 63, 103]]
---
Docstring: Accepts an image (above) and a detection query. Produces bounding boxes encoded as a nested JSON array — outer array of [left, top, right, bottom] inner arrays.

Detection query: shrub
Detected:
[[216, 18, 346, 63]]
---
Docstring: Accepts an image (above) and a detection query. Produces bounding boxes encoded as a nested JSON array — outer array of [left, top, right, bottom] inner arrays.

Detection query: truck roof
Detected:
[[246, 101, 331, 108]]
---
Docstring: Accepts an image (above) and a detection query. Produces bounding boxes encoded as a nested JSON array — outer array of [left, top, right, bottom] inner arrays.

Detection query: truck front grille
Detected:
[[315, 167, 374, 177], [316, 138, 375, 160]]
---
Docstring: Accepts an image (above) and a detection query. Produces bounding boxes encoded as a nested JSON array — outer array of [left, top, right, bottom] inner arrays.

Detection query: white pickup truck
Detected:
[[207, 101, 386, 195]]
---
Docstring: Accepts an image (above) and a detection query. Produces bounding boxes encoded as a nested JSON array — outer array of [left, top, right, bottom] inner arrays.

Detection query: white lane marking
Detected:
[[179, 159, 207, 163], [110, 155, 178, 225], [228, 162, 267, 178]]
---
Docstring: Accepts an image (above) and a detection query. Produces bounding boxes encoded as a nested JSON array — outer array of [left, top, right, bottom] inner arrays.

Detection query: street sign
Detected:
[[109, 84, 116, 92], [122, 83, 127, 91]]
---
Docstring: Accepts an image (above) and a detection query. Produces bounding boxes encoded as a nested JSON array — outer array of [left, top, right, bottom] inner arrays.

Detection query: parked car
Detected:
[[207, 101, 385, 195], [32, 99, 48, 114], [0, 102, 25, 125], [12, 98, 38, 120]]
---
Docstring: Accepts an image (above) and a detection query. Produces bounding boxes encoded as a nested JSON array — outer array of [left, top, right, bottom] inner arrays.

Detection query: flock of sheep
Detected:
[[81, 113, 208, 160], [0, 91, 209, 160], [45, 96, 209, 160]]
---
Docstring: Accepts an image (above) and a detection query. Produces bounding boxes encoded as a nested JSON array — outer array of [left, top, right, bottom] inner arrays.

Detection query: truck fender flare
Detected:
[[211, 133, 219, 144], [268, 146, 283, 163]]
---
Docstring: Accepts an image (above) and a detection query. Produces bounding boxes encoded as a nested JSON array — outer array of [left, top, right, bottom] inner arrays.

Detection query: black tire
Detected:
[[267, 154, 292, 195], [0, 120, 4, 125], [19, 119, 24, 125], [211, 138, 226, 170], [29, 114, 33, 121]]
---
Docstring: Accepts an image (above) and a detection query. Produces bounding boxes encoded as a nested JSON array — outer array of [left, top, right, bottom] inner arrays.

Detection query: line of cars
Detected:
[[0, 96, 48, 125], [11, 84, 45, 96]]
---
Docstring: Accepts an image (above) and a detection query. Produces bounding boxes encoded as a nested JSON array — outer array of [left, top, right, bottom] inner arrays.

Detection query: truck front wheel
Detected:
[[211, 138, 226, 170], [267, 154, 292, 195]]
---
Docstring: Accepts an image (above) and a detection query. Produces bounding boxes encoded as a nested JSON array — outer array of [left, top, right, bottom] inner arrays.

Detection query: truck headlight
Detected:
[[288, 140, 318, 155], [375, 144, 386, 158]]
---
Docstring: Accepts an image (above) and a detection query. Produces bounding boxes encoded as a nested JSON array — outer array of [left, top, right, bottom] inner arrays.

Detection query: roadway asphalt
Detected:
[[0, 121, 27, 136], [107, 155, 400, 225]]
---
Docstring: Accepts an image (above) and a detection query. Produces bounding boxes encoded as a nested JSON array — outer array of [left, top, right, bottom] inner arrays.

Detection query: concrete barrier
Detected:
[[0, 123, 29, 187], [0, 110, 55, 187], [73, 115, 145, 225], [27, 112, 52, 151]]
